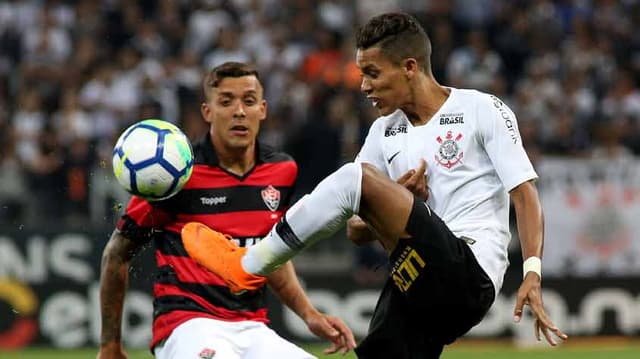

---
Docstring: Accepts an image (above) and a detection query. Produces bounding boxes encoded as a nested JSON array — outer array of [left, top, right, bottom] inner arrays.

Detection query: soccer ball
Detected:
[[112, 119, 194, 201]]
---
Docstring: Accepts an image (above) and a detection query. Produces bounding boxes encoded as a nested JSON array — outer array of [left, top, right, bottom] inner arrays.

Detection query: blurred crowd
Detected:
[[1, 0, 639, 230]]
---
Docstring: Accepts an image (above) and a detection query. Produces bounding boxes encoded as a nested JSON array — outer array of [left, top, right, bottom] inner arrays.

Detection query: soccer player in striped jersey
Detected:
[[182, 14, 567, 359], [97, 62, 355, 359]]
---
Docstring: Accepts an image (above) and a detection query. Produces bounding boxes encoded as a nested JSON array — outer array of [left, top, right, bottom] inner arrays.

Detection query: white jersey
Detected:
[[356, 88, 538, 293]]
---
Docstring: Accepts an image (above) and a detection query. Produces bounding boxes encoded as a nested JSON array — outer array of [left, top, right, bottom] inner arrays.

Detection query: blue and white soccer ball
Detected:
[[112, 119, 194, 201]]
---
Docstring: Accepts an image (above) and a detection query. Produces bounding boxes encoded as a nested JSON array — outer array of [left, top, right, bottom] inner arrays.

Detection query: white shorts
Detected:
[[154, 318, 316, 359]]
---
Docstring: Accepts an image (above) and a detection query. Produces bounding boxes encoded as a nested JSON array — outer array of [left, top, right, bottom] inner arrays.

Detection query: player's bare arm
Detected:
[[97, 230, 146, 359], [510, 180, 568, 345], [267, 261, 356, 355]]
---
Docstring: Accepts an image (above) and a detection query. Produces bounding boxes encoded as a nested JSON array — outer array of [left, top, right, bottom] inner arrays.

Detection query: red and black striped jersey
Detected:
[[116, 136, 297, 349]]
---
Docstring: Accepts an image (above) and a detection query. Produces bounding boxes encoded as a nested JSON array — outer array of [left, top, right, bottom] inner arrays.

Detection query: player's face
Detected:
[[356, 47, 412, 116], [202, 76, 267, 150]]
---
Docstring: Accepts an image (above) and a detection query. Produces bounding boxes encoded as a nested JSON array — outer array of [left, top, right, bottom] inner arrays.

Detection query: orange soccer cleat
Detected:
[[181, 222, 267, 293]]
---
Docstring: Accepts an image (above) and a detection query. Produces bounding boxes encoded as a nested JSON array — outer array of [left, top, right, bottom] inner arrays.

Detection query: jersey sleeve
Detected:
[[479, 95, 538, 191], [355, 120, 387, 172], [116, 196, 174, 242]]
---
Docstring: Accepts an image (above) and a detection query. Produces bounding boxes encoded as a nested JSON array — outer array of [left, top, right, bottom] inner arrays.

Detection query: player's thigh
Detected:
[[154, 318, 240, 359], [390, 201, 494, 343], [243, 324, 316, 359], [358, 163, 414, 248]]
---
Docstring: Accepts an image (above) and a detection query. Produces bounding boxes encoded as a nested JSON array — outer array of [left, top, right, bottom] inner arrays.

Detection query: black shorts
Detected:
[[355, 197, 495, 359]]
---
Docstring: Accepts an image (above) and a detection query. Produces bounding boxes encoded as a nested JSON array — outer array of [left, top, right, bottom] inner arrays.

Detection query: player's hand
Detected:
[[97, 342, 128, 359], [304, 311, 356, 355], [347, 215, 377, 245], [397, 158, 428, 200], [513, 272, 568, 346]]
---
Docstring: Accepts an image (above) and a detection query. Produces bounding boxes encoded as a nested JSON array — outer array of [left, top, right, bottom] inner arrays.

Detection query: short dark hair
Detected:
[[356, 13, 431, 71], [202, 62, 261, 100]]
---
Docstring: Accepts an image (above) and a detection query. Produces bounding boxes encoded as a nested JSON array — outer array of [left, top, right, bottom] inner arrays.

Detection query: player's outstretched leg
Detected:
[[182, 162, 415, 293], [182, 223, 267, 293], [182, 162, 363, 292]]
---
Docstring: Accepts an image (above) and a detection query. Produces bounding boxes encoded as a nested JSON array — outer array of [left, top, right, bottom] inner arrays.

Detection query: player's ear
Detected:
[[201, 102, 212, 123], [403, 58, 419, 79], [259, 99, 267, 122]]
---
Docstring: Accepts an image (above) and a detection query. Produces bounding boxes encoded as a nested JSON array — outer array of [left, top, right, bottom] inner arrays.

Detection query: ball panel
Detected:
[[112, 151, 125, 180], [134, 164, 175, 198], [122, 128, 159, 164], [175, 133, 194, 168], [112, 152, 132, 192], [161, 132, 190, 172], [176, 163, 193, 190], [139, 118, 179, 131], [114, 124, 136, 149]]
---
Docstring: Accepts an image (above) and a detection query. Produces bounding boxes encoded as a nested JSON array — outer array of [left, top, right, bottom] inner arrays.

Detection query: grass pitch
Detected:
[[2, 338, 638, 358]]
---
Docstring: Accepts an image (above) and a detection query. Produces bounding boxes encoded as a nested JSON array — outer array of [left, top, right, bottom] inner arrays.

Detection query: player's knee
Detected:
[[327, 162, 363, 193]]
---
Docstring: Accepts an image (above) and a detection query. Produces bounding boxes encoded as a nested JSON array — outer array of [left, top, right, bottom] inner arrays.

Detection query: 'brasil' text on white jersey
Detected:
[[356, 88, 538, 293]]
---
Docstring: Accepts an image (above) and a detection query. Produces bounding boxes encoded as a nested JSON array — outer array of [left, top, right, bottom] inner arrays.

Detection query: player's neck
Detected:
[[404, 79, 450, 126], [213, 138, 256, 176]]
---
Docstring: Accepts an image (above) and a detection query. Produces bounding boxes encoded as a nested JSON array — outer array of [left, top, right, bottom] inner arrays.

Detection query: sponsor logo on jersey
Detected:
[[199, 348, 216, 359], [434, 131, 464, 169], [490, 95, 518, 144], [384, 124, 407, 137], [391, 246, 426, 292], [387, 150, 401, 164], [261, 185, 281, 211], [200, 196, 227, 205], [439, 112, 465, 125]]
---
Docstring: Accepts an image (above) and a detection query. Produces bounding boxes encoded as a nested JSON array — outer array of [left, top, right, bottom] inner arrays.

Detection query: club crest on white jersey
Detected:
[[435, 131, 464, 169], [199, 348, 216, 359]]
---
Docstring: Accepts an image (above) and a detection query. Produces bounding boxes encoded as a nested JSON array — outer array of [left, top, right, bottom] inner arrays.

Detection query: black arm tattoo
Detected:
[[98, 230, 144, 346]]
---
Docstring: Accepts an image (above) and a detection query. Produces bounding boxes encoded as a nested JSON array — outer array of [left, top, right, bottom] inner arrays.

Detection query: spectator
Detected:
[[203, 25, 251, 69], [0, 0, 637, 233], [53, 88, 93, 145], [0, 126, 27, 224], [184, 0, 233, 55], [12, 89, 46, 167], [446, 29, 503, 91], [24, 125, 65, 223]]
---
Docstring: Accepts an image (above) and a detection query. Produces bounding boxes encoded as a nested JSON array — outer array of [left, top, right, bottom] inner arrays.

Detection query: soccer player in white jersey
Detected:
[[181, 12, 567, 358]]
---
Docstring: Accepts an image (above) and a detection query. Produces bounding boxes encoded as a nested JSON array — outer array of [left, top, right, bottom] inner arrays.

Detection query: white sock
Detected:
[[242, 162, 362, 275]]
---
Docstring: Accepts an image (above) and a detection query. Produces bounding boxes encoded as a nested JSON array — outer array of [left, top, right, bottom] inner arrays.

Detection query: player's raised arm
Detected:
[[510, 181, 568, 345]]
